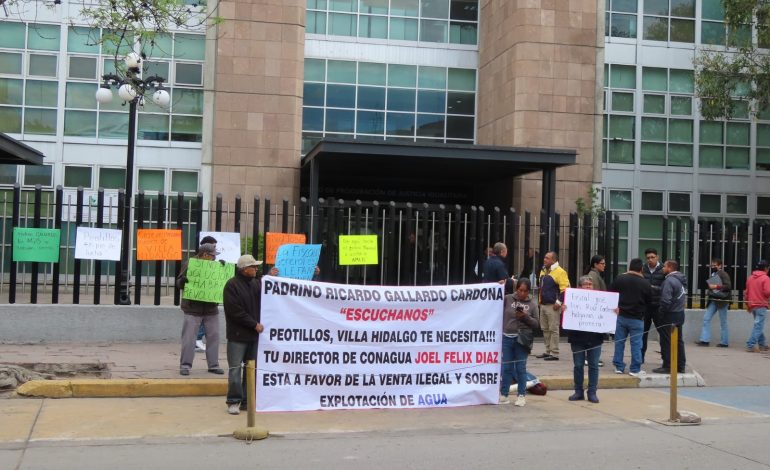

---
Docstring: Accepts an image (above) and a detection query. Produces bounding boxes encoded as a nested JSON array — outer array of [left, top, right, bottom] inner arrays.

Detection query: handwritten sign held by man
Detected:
[[562, 288, 619, 334], [182, 258, 235, 303], [275, 244, 321, 280]]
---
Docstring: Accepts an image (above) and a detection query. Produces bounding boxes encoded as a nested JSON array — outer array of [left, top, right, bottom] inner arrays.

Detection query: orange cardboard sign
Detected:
[[265, 232, 306, 264], [136, 229, 183, 261]]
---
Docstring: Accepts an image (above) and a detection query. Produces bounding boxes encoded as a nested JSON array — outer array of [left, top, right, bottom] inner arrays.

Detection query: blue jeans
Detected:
[[500, 336, 529, 397], [197, 324, 206, 341], [700, 301, 728, 345], [571, 342, 601, 392], [612, 316, 644, 373], [747, 308, 768, 349], [226, 340, 258, 406]]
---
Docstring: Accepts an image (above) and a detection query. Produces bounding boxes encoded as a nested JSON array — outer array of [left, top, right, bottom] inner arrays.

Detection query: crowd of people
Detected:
[[174, 237, 768, 414]]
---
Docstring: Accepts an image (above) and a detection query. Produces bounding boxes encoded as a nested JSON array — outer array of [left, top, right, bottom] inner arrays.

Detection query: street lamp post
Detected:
[[95, 52, 170, 305]]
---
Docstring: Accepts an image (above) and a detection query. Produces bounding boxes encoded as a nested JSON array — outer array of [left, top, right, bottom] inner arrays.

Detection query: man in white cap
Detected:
[[222, 254, 267, 415]]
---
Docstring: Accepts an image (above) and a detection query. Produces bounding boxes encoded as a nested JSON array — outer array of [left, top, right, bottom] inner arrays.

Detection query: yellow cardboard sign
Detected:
[[339, 235, 378, 265]]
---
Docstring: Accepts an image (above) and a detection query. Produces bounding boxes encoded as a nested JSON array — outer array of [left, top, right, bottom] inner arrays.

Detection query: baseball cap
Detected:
[[198, 243, 221, 256], [236, 254, 262, 270]]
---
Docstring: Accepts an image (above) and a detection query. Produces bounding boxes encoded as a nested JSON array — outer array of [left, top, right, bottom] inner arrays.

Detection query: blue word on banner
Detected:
[[275, 244, 322, 280]]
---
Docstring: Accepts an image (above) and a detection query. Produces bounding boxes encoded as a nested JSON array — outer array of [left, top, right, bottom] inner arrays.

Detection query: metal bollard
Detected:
[[233, 360, 268, 441]]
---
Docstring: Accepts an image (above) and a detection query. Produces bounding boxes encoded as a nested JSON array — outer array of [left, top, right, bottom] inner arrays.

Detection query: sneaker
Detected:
[[628, 371, 646, 377], [543, 355, 559, 361], [208, 367, 225, 375], [614, 369, 624, 374], [584, 360, 588, 366], [652, 367, 670, 374], [747, 345, 760, 353], [195, 340, 206, 352], [498, 395, 510, 405], [694, 341, 709, 347], [179, 368, 190, 376], [514, 395, 526, 407], [228, 404, 240, 415], [239, 402, 248, 411], [717, 344, 728, 348], [598, 360, 604, 367], [535, 353, 551, 359]]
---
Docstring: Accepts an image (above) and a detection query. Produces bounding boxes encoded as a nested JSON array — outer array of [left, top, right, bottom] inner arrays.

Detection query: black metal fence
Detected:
[[1, 183, 762, 307]]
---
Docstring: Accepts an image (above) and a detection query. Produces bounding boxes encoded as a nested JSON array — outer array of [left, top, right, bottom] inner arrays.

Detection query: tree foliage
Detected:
[[694, 0, 770, 120]]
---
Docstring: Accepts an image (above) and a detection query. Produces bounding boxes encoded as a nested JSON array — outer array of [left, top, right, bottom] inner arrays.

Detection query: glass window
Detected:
[[329, 13, 356, 36], [446, 91, 474, 114], [0, 22, 26, 49], [330, 0, 356, 11], [358, 62, 386, 86], [417, 90, 445, 113], [67, 27, 99, 54], [0, 79, 23, 105], [609, 115, 634, 139], [643, 94, 665, 114], [65, 83, 98, 109], [700, 194, 721, 213], [326, 84, 356, 107], [0, 107, 22, 133], [360, 0, 388, 13], [758, 197, 770, 216], [641, 191, 663, 211], [610, 65, 635, 89], [419, 66, 446, 89], [642, 68, 667, 91], [23, 165, 53, 186], [327, 60, 356, 83], [29, 54, 57, 77], [726, 195, 747, 214], [325, 109, 355, 133], [172, 88, 203, 114], [138, 169, 165, 192], [64, 110, 97, 137], [608, 140, 634, 163], [99, 112, 129, 139], [171, 171, 198, 193], [668, 119, 692, 142], [144, 33, 172, 59], [450, 0, 477, 20], [416, 113, 445, 137], [668, 144, 692, 166], [386, 112, 415, 136], [670, 96, 691, 115], [420, 20, 448, 42], [669, 69, 693, 93], [388, 65, 417, 87], [304, 83, 325, 107], [449, 22, 477, 44], [446, 115, 473, 139], [307, 10, 327, 34], [644, 0, 668, 15], [0, 165, 18, 184], [173, 34, 205, 61], [726, 122, 749, 145], [448, 68, 475, 91], [25, 80, 58, 107], [641, 142, 666, 165], [642, 117, 666, 141], [356, 110, 385, 134], [170, 115, 202, 142], [701, 21, 726, 45], [609, 13, 637, 38], [0, 52, 22, 75], [609, 190, 632, 210], [175, 63, 202, 86], [700, 121, 723, 144], [392, 0, 420, 16], [305, 59, 326, 81], [725, 147, 749, 169], [612, 92, 634, 111], [387, 88, 416, 111], [642, 16, 668, 41], [302, 107, 324, 131], [69, 56, 97, 79], [359, 15, 388, 38], [27, 24, 60, 51], [669, 192, 691, 212], [64, 166, 92, 188], [357, 86, 386, 110], [99, 168, 126, 190], [138, 114, 170, 140], [389, 18, 419, 40], [702, 0, 724, 20], [422, 0, 450, 18], [699, 145, 723, 168], [24, 108, 57, 135], [670, 19, 694, 42]]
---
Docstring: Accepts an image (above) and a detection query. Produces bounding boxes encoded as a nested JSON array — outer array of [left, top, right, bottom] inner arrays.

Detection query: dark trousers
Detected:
[[658, 321, 686, 371], [641, 306, 663, 363], [226, 340, 258, 406]]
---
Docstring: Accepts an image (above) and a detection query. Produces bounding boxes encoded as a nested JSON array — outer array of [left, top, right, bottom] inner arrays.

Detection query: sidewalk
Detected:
[[4, 337, 770, 398]]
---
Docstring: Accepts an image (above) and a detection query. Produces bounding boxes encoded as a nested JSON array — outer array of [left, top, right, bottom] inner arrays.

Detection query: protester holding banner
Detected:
[[609, 258, 652, 377], [585, 255, 607, 292], [194, 235, 219, 352], [176, 243, 224, 376], [223, 255, 265, 415], [499, 278, 539, 406], [565, 275, 606, 403]]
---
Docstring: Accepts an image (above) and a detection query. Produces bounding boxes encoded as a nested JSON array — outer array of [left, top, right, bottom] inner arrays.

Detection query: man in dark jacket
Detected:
[[223, 254, 265, 415], [482, 242, 514, 293], [696, 258, 731, 347], [653, 260, 688, 374], [176, 243, 224, 376], [641, 248, 666, 363], [610, 258, 652, 376]]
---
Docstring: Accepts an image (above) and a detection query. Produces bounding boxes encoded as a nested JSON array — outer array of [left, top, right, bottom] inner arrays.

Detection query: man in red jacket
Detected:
[[744, 260, 770, 353]]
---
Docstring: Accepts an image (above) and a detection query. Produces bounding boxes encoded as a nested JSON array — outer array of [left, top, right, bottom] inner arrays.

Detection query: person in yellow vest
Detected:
[[536, 251, 570, 360]]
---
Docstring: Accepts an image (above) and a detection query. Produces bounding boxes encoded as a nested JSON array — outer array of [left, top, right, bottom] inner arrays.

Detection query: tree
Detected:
[[694, 0, 770, 120]]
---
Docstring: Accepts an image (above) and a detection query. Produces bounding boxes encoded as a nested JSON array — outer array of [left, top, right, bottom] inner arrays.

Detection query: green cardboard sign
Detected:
[[12, 228, 61, 263], [339, 234, 378, 265], [182, 258, 235, 304]]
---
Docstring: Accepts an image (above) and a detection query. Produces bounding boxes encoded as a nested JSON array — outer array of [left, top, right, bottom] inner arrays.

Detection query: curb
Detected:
[[16, 371, 705, 398]]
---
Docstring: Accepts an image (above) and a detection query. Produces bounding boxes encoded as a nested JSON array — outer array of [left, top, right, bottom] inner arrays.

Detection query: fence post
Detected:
[[215, 193, 223, 231], [386, 201, 397, 285], [372, 200, 381, 285], [568, 212, 578, 287], [174, 192, 184, 306], [28, 185, 42, 304], [554, 211, 561, 256], [582, 212, 592, 269], [661, 215, 669, 262], [134, 191, 145, 305], [687, 217, 695, 309], [252, 196, 260, 260], [612, 212, 619, 281], [194, 192, 203, 247], [52, 185, 63, 304], [93, 188, 105, 305], [114, 190, 125, 305], [507, 208, 517, 278], [282, 199, 289, 233], [73, 187, 84, 305], [234, 194, 242, 234], [539, 209, 548, 259], [263, 196, 271, 275], [492, 207, 501, 245], [154, 191, 165, 306], [674, 217, 682, 266], [9, 183, 19, 304], [468, 206, 478, 283]]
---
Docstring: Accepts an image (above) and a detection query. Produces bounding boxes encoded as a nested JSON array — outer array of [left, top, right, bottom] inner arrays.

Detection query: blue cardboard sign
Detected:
[[275, 244, 322, 280]]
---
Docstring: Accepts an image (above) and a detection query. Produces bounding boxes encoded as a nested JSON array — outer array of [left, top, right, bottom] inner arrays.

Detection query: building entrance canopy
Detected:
[[300, 139, 576, 215], [0, 133, 44, 165]]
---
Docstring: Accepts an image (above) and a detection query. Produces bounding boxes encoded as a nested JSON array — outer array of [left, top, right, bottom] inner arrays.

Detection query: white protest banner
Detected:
[[74, 227, 122, 261], [257, 278, 503, 412], [199, 231, 241, 264], [62, 190, 119, 224], [562, 287, 619, 334]]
